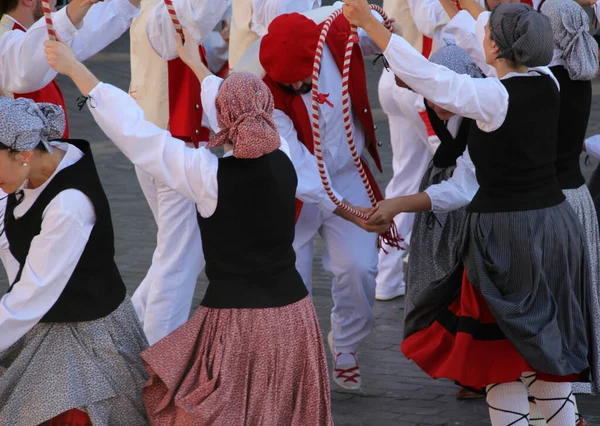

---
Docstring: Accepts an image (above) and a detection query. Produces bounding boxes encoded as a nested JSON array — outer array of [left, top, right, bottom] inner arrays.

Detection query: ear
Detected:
[[14, 150, 34, 164], [21, 0, 35, 8], [489, 39, 500, 55]]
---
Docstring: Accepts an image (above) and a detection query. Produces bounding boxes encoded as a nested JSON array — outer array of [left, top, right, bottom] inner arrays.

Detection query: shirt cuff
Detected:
[[200, 75, 224, 133], [87, 81, 105, 100], [53, 7, 79, 42], [586, 135, 600, 160], [474, 11, 491, 50], [422, 188, 438, 211]]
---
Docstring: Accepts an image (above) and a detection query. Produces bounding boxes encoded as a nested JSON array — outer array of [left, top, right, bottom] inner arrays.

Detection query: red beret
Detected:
[[260, 13, 321, 84]]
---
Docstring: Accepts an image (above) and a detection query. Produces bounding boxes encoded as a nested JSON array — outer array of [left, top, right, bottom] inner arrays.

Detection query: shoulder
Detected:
[[43, 189, 96, 226]]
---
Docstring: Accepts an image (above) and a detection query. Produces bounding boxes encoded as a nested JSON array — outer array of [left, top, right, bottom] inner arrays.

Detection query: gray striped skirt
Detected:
[[405, 162, 467, 321], [564, 185, 600, 394], [463, 201, 593, 378]]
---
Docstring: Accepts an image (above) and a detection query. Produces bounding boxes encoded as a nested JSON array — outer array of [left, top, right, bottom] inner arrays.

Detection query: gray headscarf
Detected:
[[489, 3, 554, 67], [540, 0, 598, 80], [0, 97, 65, 152], [429, 43, 485, 78]]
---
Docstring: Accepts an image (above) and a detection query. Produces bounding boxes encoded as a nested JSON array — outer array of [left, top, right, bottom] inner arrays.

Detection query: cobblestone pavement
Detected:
[[2, 15, 600, 425]]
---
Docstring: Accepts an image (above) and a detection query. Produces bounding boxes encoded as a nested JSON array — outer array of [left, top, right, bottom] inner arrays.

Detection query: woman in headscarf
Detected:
[[539, 0, 600, 402], [45, 28, 334, 425], [343, 1, 593, 424], [0, 98, 149, 425]]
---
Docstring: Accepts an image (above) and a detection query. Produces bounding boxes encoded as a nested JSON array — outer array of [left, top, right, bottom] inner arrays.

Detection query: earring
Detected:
[[22, 163, 27, 167]]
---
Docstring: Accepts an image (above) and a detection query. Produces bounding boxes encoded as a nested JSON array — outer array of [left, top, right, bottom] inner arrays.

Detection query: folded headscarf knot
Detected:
[[0, 97, 64, 152], [207, 72, 281, 159]]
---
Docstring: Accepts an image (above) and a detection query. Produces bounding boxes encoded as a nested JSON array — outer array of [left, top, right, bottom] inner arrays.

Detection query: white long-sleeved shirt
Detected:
[[86, 76, 338, 217], [0, 144, 96, 351], [0, 189, 19, 285], [585, 135, 600, 159], [204, 7, 232, 74], [146, 0, 231, 60], [0, 0, 139, 95], [383, 32, 559, 210], [407, 0, 451, 49]]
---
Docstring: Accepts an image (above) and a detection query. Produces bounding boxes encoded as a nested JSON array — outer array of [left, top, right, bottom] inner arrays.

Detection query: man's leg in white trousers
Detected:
[[320, 184, 378, 354], [132, 172, 205, 345], [132, 167, 160, 325], [292, 203, 325, 297], [376, 83, 434, 300]]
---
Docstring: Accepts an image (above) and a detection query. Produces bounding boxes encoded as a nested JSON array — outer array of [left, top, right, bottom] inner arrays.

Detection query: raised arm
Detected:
[[45, 38, 220, 216], [145, 0, 230, 60], [342, 0, 507, 131], [407, 0, 451, 47], [0, 0, 139, 94]]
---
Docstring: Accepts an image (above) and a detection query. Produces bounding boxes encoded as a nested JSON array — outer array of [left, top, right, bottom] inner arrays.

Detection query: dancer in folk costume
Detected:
[[128, 0, 228, 344], [46, 29, 334, 425], [0, 97, 148, 426], [228, 0, 321, 70], [345, 1, 594, 425], [236, 5, 393, 389]]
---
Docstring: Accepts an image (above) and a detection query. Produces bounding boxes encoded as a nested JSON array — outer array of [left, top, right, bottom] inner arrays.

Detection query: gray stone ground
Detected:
[[3, 12, 600, 426]]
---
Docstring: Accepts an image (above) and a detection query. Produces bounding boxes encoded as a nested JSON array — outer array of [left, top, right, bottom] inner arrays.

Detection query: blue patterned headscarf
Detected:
[[0, 97, 65, 152], [429, 44, 485, 78]]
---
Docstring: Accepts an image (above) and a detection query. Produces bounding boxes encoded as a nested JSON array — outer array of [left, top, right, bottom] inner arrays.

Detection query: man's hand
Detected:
[[176, 27, 202, 68], [220, 19, 230, 44], [342, 0, 379, 29]]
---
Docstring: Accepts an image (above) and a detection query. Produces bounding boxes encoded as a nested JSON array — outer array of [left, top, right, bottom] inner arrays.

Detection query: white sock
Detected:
[[529, 380, 576, 425], [486, 381, 530, 425]]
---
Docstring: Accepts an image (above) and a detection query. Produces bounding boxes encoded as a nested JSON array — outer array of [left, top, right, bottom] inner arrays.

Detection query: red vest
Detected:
[[166, 46, 211, 146], [263, 18, 383, 219], [12, 22, 69, 138]]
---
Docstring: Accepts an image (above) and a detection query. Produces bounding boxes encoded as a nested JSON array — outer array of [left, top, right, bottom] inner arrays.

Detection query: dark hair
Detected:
[[0, 0, 19, 18], [0, 141, 48, 153]]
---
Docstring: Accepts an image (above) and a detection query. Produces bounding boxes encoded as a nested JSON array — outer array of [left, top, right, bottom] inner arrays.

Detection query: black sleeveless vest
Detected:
[[4, 140, 125, 322], [425, 103, 472, 169], [467, 74, 564, 213], [197, 149, 308, 309]]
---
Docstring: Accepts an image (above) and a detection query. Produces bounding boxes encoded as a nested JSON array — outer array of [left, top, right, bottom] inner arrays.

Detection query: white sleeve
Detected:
[[586, 135, 600, 160], [250, 0, 321, 37], [443, 11, 497, 78], [68, 0, 140, 63], [87, 82, 219, 217], [383, 33, 508, 132], [273, 109, 340, 213], [0, 0, 139, 94], [424, 149, 479, 212], [146, 0, 231, 60], [200, 75, 222, 132], [0, 190, 95, 351], [407, 0, 451, 48]]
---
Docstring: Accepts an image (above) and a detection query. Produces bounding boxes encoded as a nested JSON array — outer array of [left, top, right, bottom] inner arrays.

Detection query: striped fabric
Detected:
[[463, 201, 593, 378], [564, 185, 600, 394]]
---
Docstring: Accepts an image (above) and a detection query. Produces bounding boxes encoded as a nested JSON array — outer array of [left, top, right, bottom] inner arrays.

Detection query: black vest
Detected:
[[467, 74, 565, 213], [4, 140, 125, 322], [426, 103, 472, 169], [197, 149, 308, 309], [550, 65, 592, 190]]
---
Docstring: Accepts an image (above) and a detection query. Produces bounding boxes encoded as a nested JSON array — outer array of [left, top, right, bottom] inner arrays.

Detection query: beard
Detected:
[[277, 82, 312, 95], [33, 0, 44, 21]]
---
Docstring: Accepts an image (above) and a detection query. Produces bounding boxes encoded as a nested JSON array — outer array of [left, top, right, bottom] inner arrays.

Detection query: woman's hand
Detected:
[[342, 0, 379, 29], [45, 37, 80, 77], [175, 27, 202, 69], [365, 199, 401, 228]]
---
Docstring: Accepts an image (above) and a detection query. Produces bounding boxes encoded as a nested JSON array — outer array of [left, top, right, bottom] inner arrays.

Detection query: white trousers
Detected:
[[376, 71, 434, 296], [132, 166, 205, 345], [293, 178, 378, 354]]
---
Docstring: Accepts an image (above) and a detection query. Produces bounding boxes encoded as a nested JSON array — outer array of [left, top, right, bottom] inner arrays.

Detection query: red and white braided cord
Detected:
[[311, 5, 403, 251], [42, 0, 56, 41], [164, 0, 184, 38]]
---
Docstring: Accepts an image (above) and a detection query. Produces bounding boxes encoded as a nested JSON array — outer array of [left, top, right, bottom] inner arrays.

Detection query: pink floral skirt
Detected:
[[141, 296, 333, 425]]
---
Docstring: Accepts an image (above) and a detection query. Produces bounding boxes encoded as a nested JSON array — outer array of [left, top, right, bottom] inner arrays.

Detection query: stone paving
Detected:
[[2, 14, 600, 425]]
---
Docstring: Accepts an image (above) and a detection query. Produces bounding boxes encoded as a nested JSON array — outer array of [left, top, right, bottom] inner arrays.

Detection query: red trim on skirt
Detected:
[[401, 270, 584, 389], [39, 409, 92, 426]]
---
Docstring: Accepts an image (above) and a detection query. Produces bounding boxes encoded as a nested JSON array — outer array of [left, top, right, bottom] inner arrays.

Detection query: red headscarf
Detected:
[[259, 13, 321, 84], [207, 72, 281, 159]]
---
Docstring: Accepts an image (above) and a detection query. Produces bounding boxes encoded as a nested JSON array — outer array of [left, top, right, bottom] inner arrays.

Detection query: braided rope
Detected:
[[42, 0, 56, 41], [311, 5, 403, 251], [164, 0, 184, 38]]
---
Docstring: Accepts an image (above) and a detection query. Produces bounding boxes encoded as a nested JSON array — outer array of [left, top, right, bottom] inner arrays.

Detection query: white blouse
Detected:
[[0, 0, 139, 95], [0, 144, 96, 351], [585, 135, 600, 160], [145, 0, 231, 60]]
